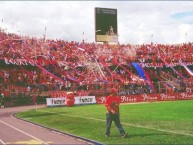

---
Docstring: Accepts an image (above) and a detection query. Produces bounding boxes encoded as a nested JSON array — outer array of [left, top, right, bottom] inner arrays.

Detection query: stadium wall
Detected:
[[96, 92, 193, 104]]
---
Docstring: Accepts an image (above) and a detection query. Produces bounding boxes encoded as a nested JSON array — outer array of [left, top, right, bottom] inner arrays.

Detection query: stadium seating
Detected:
[[0, 28, 193, 105]]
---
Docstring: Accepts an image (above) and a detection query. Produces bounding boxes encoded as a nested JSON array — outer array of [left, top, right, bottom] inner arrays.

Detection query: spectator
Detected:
[[104, 88, 127, 138]]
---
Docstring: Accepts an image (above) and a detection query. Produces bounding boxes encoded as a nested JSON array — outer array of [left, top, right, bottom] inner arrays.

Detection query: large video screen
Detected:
[[95, 7, 118, 42]]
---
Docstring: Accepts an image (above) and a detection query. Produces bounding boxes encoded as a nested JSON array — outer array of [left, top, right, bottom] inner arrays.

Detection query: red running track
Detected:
[[0, 105, 100, 145]]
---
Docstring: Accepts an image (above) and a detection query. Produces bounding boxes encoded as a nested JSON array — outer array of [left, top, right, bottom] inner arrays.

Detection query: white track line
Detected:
[[121, 122, 193, 137], [0, 120, 49, 145], [0, 139, 6, 145], [38, 110, 193, 138]]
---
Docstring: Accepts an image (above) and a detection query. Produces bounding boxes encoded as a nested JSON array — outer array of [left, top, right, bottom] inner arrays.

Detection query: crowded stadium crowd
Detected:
[[0, 28, 193, 99]]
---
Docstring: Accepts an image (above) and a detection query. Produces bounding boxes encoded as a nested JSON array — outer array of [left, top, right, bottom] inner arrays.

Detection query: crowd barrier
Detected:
[[46, 96, 96, 107], [46, 92, 193, 107], [96, 92, 193, 104]]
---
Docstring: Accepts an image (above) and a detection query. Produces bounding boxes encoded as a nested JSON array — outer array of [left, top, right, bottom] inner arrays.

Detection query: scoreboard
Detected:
[[95, 7, 118, 42]]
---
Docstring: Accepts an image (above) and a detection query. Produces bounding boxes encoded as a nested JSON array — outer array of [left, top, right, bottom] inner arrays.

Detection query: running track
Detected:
[[0, 105, 101, 145]]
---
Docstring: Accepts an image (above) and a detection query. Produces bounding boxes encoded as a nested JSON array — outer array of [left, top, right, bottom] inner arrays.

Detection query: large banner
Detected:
[[3, 58, 193, 68], [96, 92, 193, 104]]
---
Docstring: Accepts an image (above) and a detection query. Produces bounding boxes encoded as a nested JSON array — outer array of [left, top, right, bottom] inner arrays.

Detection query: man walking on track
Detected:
[[105, 88, 127, 138]]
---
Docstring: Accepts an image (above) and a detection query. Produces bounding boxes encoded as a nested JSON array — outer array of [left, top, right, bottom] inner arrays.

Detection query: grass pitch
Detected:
[[16, 100, 193, 144]]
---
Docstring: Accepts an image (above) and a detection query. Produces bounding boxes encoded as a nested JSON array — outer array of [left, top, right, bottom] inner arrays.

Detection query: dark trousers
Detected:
[[105, 112, 126, 136]]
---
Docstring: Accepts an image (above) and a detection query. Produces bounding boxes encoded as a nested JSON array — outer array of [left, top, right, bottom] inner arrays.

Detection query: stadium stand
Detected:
[[0, 28, 193, 106]]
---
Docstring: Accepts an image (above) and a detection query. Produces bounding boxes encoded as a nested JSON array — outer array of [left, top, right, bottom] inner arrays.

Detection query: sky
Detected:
[[0, 1, 193, 45]]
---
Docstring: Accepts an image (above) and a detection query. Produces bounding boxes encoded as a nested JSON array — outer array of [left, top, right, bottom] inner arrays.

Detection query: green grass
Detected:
[[16, 100, 193, 144]]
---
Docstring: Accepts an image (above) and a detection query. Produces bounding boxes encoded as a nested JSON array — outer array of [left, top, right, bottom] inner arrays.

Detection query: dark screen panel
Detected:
[[95, 7, 118, 42]]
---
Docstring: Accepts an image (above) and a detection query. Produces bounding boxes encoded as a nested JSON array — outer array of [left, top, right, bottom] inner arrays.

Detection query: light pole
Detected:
[[185, 33, 188, 43], [43, 27, 46, 41], [151, 34, 153, 44], [17, 30, 20, 36]]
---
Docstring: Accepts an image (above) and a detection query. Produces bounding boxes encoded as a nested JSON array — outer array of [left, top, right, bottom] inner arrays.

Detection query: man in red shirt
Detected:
[[105, 88, 127, 138]]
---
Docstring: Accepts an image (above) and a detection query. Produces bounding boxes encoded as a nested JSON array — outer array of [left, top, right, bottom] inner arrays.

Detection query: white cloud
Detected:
[[177, 24, 193, 43], [0, 1, 193, 44]]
